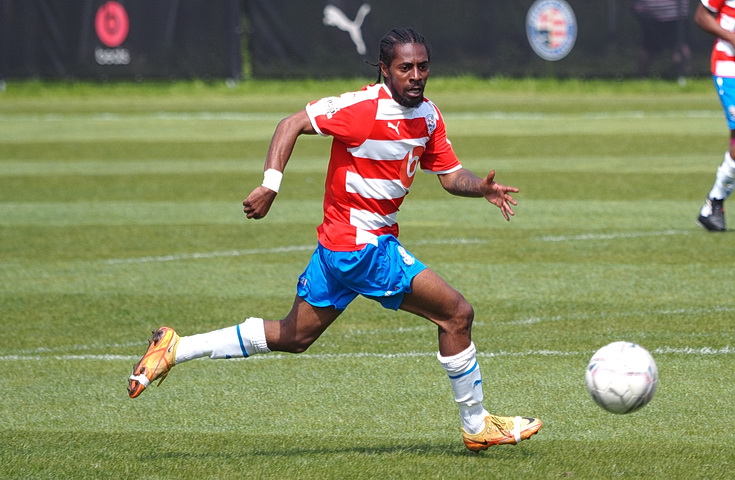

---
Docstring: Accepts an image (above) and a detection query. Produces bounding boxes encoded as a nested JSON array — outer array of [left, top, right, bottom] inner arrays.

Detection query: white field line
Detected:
[[101, 238, 486, 264], [445, 110, 721, 121], [537, 229, 690, 242], [1, 346, 732, 362], [0, 112, 287, 122], [499, 306, 735, 326], [101, 230, 689, 264], [103, 245, 314, 264]]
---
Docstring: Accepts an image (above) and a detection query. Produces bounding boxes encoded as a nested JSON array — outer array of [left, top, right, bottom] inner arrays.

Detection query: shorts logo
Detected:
[[397, 246, 415, 266], [526, 0, 577, 62], [728, 105, 735, 122]]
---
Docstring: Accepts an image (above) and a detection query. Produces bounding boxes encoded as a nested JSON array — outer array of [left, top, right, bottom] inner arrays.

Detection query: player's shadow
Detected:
[[140, 441, 540, 460]]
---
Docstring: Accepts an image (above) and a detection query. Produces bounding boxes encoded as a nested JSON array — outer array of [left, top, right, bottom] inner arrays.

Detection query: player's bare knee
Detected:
[[272, 318, 318, 353], [458, 301, 474, 331], [445, 300, 474, 336]]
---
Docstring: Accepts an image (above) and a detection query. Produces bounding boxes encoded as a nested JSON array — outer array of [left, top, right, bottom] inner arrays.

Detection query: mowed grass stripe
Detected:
[[0, 109, 723, 125], [0, 153, 719, 176], [0, 198, 703, 226], [0, 112, 723, 143]]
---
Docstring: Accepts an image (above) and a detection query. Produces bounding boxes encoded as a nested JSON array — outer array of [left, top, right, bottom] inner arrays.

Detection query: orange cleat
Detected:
[[127, 326, 179, 398], [462, 415, 542, 452]]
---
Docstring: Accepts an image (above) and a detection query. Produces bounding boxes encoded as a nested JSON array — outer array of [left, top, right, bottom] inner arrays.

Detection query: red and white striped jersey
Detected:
[[702, 0, 735, 76], [305, 83, 461, 251]]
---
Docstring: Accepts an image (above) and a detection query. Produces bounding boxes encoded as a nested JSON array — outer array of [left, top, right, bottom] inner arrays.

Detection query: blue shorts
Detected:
[[714, 76, 735, 130], [297, 235, 427, 310]]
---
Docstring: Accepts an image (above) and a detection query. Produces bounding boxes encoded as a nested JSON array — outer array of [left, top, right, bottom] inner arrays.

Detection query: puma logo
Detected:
[[323, 3, 371, 55], [387, 121, 401, 135]]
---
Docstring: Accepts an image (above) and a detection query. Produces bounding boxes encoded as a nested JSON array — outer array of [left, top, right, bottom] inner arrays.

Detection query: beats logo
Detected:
[[95, 1, 129, 48]]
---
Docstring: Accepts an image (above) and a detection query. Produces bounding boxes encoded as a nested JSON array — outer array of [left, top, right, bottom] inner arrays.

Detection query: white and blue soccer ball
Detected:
[[585, 341, 658, 414]]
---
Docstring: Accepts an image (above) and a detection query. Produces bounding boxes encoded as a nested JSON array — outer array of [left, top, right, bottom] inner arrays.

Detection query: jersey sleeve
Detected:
[[305, 88, 377, 148], [420, 103, 462, 174], [701, 0, 724, 12]]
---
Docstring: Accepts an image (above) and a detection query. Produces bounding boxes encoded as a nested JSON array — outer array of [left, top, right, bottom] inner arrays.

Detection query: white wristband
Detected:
[[261, 169, 283, 193]]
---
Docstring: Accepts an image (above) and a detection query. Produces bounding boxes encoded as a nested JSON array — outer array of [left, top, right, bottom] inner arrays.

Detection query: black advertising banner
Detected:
[[0, 0, 712, 80], [242, 0, 710, 79], [242, 0, 495, 79], [0, 0, 242, 79]]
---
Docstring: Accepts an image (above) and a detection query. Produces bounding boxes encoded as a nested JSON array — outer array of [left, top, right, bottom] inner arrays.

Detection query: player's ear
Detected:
[[379, 61, 389, 80]]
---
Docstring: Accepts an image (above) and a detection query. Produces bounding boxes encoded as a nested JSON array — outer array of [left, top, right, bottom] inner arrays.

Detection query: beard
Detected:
[[392, 87, 424, 108]]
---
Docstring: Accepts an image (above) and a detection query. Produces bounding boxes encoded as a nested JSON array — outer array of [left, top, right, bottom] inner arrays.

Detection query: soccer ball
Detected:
[[585, 341, 658, 414]]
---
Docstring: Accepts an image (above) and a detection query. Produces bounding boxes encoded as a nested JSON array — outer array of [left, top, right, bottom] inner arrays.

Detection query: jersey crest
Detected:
[[425, 113, 436, 135]]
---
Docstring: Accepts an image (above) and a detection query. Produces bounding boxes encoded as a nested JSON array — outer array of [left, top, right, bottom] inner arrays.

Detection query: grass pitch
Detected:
[[1, 77, 733, 479]]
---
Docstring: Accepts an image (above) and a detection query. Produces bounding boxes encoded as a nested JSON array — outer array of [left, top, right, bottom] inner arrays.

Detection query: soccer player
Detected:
[[629, 0, 692, 80], [694, 1, 735, 231], [127, 27, 542, 451]]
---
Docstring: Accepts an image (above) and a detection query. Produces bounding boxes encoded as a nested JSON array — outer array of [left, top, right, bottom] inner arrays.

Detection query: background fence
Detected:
[[0, 0, 716, 80]]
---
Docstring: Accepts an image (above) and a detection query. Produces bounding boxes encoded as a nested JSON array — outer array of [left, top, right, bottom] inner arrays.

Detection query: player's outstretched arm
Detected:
[[694, 4, 735, 44], [243, 110, 316, 219], [438, 169, 519, 221]]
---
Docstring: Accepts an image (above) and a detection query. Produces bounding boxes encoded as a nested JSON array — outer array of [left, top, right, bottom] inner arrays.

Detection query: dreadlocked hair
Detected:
[[374, 27, 431, 83]]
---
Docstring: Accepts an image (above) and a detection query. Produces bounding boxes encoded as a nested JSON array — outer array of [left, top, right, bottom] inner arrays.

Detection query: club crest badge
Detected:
[[425, 113, 436, 135], [526, 0, 577, 62]]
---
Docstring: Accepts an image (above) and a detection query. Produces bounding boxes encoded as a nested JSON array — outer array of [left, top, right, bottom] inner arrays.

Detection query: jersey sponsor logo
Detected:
[[526, 0, 577, 62], [399, 146, 424, 189]]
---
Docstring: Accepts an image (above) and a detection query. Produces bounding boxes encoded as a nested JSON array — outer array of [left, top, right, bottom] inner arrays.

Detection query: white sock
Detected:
[[437, 342, 489, 434], [175, 317, 270, 364], [706, 152, 735, 203]]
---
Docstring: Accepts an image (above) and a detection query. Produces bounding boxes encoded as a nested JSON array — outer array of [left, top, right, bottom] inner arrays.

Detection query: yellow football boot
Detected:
[[462, 415, 542, 452], [127, 326, 179, 398]]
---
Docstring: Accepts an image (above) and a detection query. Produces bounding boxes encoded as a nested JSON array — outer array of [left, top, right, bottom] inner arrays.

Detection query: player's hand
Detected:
[[481, 170, 518, 221], [243, 186, 278, 219]]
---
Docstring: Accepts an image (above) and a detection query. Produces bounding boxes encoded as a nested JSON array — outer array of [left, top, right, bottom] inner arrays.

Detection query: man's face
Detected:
[[381, 43, 430, 108]]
